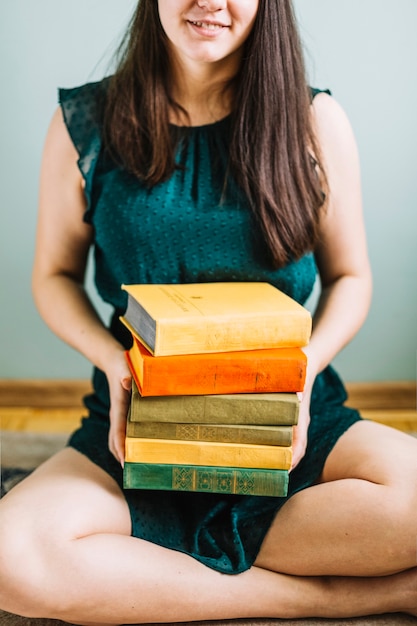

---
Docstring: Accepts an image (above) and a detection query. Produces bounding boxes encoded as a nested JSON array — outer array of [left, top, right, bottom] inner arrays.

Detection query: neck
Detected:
[[169, 55, 238, 126]]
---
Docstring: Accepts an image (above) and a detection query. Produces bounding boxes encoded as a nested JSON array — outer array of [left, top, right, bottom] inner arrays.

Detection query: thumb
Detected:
[[121, 375, 132, 391]]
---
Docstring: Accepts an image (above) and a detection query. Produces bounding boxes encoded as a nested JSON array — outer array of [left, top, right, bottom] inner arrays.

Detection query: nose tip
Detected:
[[196, 0, 226, 10]]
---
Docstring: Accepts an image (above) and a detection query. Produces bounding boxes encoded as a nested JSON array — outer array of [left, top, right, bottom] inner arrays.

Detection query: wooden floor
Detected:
[[1, 379, 416, 469], [0, 379, 416, 433]]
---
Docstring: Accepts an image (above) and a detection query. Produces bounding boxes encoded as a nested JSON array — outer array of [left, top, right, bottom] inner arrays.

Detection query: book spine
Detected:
[[129, 392, 299, 426], [124, 438, 293, 470], [126, 421, 293, 446], [123, 462, 289, 497]]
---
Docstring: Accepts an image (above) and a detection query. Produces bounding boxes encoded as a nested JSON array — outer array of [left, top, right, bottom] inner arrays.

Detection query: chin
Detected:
[[186, 44, 238, 66]]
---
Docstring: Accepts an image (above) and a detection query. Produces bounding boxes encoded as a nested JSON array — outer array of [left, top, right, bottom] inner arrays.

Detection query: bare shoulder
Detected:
[[310, 92, 359, 166], [38, 106, 91, 246], [309, 92, 369, 287], [40, 105, 86, 210], [43, 106, 81, 171]]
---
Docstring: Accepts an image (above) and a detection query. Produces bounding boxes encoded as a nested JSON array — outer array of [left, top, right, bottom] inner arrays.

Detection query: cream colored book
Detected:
[[120, 282, 311, 356]]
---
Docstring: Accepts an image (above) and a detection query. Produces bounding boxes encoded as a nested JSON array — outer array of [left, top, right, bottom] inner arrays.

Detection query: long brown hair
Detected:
[[103, 0, 326, 267]]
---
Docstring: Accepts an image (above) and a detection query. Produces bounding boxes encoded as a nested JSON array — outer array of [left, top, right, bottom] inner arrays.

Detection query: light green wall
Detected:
[[1, 1, 416, 381]]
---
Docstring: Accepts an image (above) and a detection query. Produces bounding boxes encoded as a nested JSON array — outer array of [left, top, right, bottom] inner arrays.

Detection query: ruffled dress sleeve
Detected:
[[310, 86, 331, 100], [58, 80, 107, 223]]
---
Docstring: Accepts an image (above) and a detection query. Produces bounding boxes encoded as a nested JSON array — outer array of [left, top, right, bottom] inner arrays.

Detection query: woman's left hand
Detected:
[[291, 390, 311, 469], [290, 352, 317, 470]]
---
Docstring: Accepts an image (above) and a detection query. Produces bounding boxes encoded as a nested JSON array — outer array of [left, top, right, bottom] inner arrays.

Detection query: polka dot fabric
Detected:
[[61, 80, 362, 574]]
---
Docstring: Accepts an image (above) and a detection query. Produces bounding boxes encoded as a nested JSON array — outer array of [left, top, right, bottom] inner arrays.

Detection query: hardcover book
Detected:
[[128, 381, 299, 426], [120, 282, 312, 356], [123, 462, 289, 496], [126, 337, 307, 396], [124, 437, 293, 470], [126, 419, 293, 447]]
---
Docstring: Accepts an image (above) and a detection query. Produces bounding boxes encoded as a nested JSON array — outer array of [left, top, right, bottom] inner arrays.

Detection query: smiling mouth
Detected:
[[189, 21, 226, 30]]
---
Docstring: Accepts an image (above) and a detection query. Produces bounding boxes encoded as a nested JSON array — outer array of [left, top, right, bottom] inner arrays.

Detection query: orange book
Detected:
[[126, 337, 306, 396]]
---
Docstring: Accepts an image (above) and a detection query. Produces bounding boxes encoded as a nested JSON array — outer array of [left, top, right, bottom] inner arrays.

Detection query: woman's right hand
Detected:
[[105, 348, 133, 466]]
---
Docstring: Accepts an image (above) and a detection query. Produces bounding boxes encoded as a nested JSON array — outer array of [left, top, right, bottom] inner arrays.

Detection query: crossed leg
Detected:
[[0, 420, 417, 625], [256, 419, 417, 576]]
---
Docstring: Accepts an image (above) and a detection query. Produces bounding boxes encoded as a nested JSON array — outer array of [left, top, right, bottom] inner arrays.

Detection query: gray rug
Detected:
[[1, 467, 32, 497]]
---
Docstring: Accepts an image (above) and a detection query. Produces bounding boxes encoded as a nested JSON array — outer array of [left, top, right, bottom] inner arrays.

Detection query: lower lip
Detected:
[[188, 21, 227, 38]]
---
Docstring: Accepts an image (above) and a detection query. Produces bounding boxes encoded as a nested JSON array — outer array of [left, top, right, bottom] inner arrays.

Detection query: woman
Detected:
[[1, 0, 417, 622]]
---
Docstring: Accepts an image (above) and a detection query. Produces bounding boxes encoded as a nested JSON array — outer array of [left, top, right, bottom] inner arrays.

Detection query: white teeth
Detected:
[[192, 21, 223, 30]]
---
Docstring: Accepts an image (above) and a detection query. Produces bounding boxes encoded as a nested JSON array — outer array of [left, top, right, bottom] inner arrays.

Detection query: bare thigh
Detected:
[[1, 447, 132, 541], [321, 419, 417, 486], [255, 421, 417, 575]]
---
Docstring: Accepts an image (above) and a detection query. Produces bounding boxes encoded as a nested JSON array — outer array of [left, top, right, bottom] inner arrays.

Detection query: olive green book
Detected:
[[129, 380, 299, 426], [126, 419, 293, 446], [123, 462, 289, 496]]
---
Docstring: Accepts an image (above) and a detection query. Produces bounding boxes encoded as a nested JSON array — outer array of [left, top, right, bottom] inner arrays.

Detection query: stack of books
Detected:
[[120, 282, 312, 497]]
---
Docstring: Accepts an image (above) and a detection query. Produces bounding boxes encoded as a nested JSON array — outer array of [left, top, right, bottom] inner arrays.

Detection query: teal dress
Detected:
[[60, 79, 362, 574]]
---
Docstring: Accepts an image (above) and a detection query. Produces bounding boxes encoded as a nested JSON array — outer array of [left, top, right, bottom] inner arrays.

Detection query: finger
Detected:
[[113, 431, 126, 468], [109, 423, 126, 466], [108, 404, 128, 465], [121, 375, 132, 391], [291, 445, 306, 470], [290, 429, 307, 470]]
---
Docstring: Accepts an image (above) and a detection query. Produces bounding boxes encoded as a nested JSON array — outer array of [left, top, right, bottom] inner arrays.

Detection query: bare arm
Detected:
[[292, 94, 372, 467], [308, 93, 372, 371], [32, 107, 131, 464]]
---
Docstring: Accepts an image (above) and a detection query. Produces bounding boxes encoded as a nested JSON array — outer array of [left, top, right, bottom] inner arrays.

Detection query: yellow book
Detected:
[[120, 282, 311, 356], [124, 437, 293, 470]]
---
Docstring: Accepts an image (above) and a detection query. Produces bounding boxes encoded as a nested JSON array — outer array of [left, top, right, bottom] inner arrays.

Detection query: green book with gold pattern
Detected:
[[123, 462, 289, 496]]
